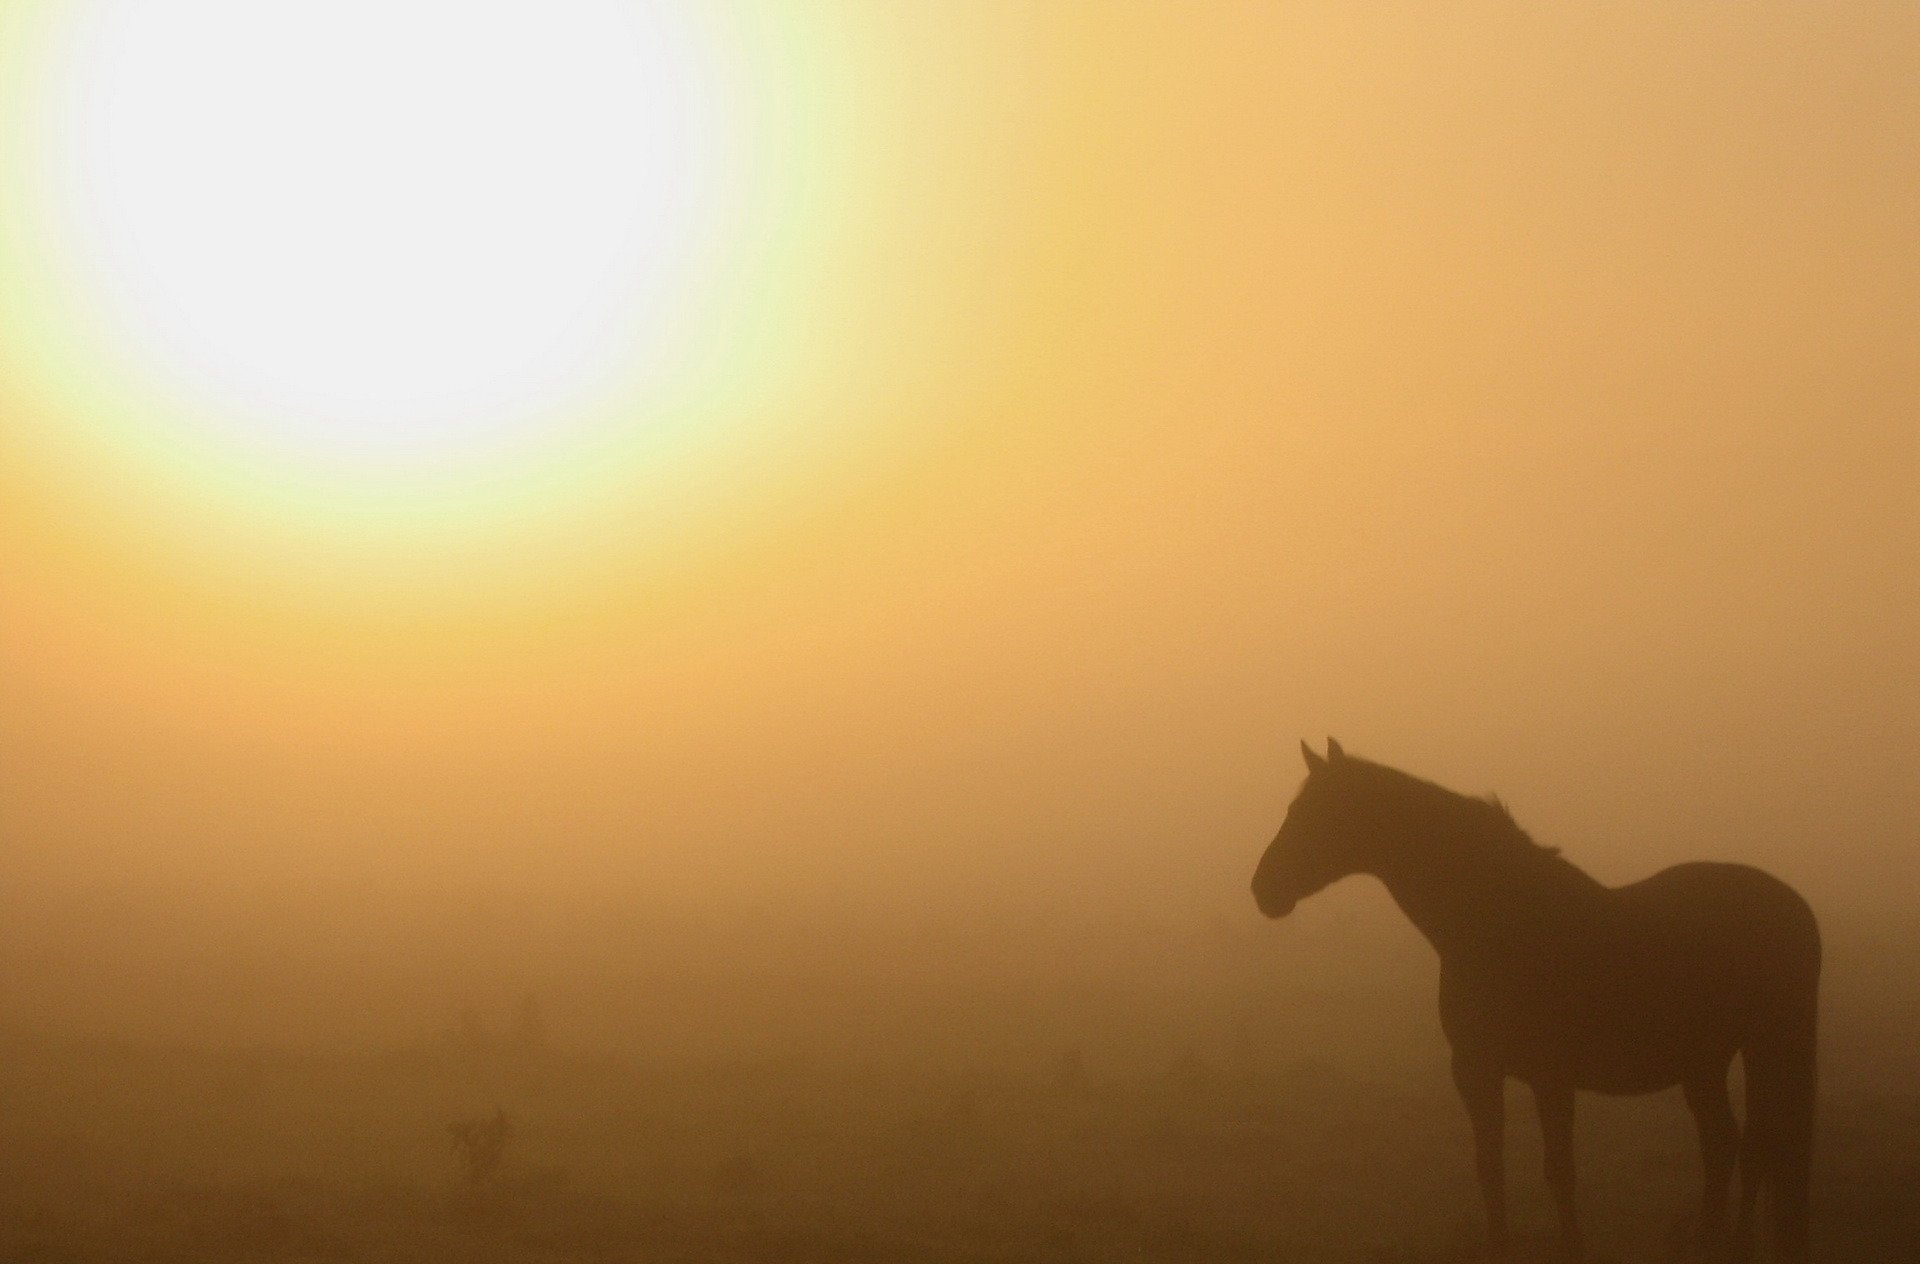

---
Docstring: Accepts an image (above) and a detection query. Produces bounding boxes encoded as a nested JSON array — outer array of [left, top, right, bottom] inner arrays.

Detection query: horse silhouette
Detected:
[[1252, 740, 1819, 1262]]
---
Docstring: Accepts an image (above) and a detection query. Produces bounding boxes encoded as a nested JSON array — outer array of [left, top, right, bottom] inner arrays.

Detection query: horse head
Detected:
[[1251, 737, 1373, 918]]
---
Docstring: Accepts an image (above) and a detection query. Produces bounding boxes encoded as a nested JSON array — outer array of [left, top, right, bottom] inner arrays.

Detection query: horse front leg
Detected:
[[1533, 1080, 1582, 1259], [1454, 1055, 1509, 1259]]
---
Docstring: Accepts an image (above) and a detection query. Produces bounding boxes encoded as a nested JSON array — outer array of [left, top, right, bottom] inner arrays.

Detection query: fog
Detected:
[[0, 2, 1915, 1260]]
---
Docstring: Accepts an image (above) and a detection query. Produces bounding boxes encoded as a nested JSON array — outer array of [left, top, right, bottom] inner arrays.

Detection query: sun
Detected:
[[36, 0, 736, 480]]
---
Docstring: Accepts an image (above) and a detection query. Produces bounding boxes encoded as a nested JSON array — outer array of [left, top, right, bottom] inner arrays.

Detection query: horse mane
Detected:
[[1344, 757, 1587, 878], [1469, 793, 1558, 856]]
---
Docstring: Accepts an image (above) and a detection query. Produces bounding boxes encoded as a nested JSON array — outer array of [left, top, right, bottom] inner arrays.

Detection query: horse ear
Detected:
[[1301, 740, 1327, 774], [1326, 736, 1346, 762]]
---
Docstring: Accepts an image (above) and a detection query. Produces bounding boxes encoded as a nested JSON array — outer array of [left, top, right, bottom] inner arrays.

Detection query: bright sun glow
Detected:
[[46, 0, 730, 477]]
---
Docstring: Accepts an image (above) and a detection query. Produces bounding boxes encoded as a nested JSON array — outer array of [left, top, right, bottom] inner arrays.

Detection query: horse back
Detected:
[[1438, 861, 1818, 1092]]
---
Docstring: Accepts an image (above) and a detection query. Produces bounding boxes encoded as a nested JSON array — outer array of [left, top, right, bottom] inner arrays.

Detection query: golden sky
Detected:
[[1, 2, 1914, 914]]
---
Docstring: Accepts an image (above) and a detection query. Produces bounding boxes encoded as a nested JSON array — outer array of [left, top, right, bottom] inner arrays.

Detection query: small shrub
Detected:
[[449, 1106, 514, 1185]]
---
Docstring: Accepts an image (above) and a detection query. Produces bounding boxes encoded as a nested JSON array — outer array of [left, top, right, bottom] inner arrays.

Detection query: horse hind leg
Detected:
[[1682, 1067, 1739, 1259], [1741, 989, 1818, 1264]]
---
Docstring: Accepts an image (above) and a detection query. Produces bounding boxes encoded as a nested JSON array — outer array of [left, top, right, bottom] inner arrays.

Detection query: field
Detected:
[[3, 891, 1915, 1263], [2, 1029, 1915, 1263]]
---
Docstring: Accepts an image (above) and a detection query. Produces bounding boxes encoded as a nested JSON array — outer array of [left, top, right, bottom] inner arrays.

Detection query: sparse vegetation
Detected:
[[449, 1105, 514, 1185], [0, 1031, 1914, 1262]]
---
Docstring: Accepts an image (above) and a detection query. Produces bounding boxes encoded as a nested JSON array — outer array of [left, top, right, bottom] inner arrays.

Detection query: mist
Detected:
[[1, 1, 1916, 1260]]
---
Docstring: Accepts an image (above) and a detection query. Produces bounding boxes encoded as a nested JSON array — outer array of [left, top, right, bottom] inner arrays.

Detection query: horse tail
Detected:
[[1740, 925, 1820, 1263]]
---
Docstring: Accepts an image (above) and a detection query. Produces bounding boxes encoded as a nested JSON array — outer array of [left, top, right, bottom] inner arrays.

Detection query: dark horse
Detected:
[[1252, 741, 1819, 1262]]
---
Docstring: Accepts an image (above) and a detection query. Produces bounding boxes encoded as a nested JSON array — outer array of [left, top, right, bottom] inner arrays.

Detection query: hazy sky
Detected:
[[1, 2, 1914, 927]]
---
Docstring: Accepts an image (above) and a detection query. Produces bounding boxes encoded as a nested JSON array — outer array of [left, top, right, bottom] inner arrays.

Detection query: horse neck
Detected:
[[1366, 823, 1599, 962]]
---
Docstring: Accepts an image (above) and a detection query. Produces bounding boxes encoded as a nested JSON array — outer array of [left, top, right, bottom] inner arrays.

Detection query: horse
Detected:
[[1251, 740, 1819, 1262]]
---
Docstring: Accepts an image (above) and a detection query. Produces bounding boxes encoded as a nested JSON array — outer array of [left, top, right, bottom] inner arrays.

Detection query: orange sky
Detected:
[[1, 2, 1915, 921]]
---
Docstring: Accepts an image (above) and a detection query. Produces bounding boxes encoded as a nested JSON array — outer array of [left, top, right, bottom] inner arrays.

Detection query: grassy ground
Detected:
[[0, 1038, 1914, 1263]]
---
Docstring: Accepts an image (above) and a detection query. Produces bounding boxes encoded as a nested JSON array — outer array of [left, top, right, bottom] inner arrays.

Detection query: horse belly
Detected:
[[1441, 968, 1741, 1093]]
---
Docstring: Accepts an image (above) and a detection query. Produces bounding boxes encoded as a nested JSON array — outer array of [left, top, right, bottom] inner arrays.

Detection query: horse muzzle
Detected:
[[1252, 882, 1297, 919]]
